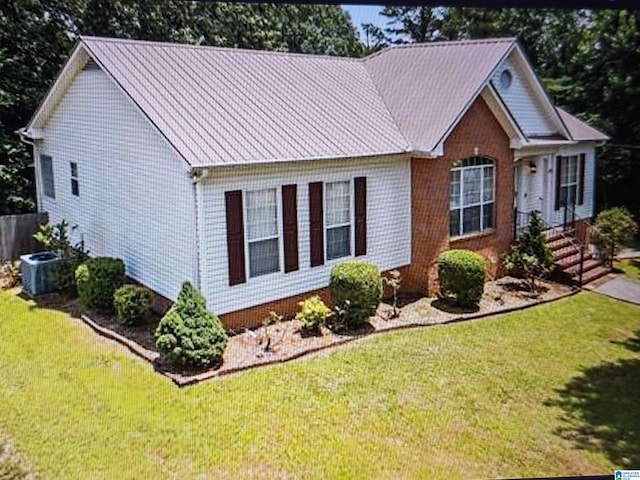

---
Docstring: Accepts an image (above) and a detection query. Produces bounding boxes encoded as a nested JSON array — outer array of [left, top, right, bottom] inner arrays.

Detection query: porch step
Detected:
[[556, 250, 593, 269], [563, 257, 602, 277], [547, 235, 574, 253], [579, 265, 611, 285]]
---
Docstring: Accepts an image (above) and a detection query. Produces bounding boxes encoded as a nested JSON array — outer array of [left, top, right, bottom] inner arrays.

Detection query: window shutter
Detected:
[[309, 182, 324, 267], [282, 184, 299, 273], [577, 153, 586, 206], [354, 177, 367, 256], [554, 156, 562, 211], [225, 190, 246, 286]]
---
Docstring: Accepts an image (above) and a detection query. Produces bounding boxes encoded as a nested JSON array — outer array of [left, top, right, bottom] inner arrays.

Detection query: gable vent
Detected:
[[82, 58, 100, 71]]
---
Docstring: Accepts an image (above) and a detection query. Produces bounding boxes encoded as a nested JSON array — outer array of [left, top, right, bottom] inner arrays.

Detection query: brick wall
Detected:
[[401, 96, 514, 295]]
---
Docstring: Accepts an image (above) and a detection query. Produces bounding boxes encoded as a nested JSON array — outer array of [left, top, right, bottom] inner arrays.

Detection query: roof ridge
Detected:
[[79, 35, 361, 62], [364, 37, 517, 61]]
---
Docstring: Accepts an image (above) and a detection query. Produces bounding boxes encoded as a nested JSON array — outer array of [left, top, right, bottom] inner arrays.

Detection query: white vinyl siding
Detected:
[[37, 66, 197, 302], [198, 155, 411, 315], [492, 54, 556, 137]]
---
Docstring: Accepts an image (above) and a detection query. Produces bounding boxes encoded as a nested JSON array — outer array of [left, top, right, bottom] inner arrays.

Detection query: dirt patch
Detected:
[[17, 277, 575, 385]]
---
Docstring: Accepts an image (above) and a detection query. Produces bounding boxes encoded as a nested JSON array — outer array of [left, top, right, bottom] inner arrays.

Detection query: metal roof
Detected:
[[81, 36, 410, 167], [364, 38, 517, 153], [557, 107, 610, 142], [29, 37, 609, 168]]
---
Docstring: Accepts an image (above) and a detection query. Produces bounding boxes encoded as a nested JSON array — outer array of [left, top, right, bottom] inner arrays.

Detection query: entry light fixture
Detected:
[[529, 161, 537, 174]]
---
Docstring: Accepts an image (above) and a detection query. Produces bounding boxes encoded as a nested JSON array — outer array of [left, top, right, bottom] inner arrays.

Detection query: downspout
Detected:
[[191, 168, 202, 291]]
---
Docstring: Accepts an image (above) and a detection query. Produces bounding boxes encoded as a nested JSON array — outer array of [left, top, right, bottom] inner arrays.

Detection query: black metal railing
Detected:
[[513, 203, 593, 286]]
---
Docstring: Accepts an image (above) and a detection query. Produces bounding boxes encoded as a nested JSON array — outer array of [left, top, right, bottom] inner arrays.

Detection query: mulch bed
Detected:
[[14, 277, 576, 386]]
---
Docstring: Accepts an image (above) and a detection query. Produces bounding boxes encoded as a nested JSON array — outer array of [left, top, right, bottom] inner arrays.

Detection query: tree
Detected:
[[592, 207, 638, 267], [504, 212, 555, 292]]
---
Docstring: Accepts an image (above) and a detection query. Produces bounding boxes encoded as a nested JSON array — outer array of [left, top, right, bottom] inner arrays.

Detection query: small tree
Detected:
[[383, 270, 402, 319], [592, 207, 638, 267], [155, 282, 228, 368], [504, 211, 554, 291]]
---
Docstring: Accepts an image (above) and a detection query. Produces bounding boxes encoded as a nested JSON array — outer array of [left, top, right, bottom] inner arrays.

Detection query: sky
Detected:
[[342, 5, 387, 40]]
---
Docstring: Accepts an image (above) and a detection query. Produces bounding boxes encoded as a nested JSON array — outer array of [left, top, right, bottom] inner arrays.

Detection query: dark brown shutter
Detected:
[[309, 182, 324, 267], [354, 177, 367, 256], [282, 184, 299, 273], [554, 156, 562, 211], [225, 190, 246, 286], [577, 153, 586, 206]]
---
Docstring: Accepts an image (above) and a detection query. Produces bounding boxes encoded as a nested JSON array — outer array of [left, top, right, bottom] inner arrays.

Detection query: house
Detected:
[[21, 36, 608, 328]]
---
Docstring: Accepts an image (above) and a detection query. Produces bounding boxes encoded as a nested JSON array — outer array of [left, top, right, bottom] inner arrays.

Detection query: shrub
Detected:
[[155, 282, 228, 368], [438, 249, 486, 307], [113, 285, 152, 326], [33, 220, 88, 295], [592, 207, 638, 267], [295, 296, 331, 331], [504, 211, 554, 291], [0, 260, 20, 290], [329, 261, 382, 328], [75, 257, 126, 310]]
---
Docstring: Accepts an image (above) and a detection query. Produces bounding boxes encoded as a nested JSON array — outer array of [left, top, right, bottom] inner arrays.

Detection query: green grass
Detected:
[[1, 289, 639, 479], [614, 258, 640, 282]]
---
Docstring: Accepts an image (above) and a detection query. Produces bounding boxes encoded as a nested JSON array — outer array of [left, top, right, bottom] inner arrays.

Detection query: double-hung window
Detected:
[[450, 157, 495, 236], [70, 162, 79, 196], [40, 155, 55, 199], [559, 155, 578, 207], [245, 188, 280, 277], [325, 181, 351, 260]]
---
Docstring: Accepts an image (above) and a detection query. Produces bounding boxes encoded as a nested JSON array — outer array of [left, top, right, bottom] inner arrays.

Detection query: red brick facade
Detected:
[[400, 96, 514, 296]]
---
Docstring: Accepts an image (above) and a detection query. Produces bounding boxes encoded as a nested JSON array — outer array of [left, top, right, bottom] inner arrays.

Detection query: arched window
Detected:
[[450, 156, 495, 236]]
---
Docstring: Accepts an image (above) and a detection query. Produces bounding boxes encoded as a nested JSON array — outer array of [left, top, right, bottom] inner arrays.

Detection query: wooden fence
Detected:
[[0, 213, 48, 261]]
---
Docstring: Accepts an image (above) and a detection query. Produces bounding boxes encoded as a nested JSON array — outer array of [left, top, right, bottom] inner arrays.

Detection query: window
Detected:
[[450, 156, 495, 236], [500, 69, 513, 89], [245, 188, 279, 277], [325, 181, 351, 260], [70, 162, 79, 196], [559, 155, 578, 207], [40, 155, 55, 199]]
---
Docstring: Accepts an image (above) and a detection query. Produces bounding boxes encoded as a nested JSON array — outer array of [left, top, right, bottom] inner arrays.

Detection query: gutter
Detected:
[[15, 128, 35, 146]]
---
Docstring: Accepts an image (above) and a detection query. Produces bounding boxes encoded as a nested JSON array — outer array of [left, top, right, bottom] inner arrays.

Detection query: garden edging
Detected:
[[79, 285, 580, 387]]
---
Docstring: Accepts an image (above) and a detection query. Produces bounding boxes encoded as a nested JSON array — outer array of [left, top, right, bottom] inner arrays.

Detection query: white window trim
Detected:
[[243, 187, 283, 279], [324, 179, 354, 263], [450, 159, 495, 238]]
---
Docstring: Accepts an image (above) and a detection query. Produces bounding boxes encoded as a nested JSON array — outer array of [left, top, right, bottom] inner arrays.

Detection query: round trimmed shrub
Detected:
[[296, 295, 331, 332], [437, 249, 486, 307], [113, 285, 152, 326], [329, 261, 382, 328], [155, 282, 228, 368], [75, 257, 126, 310]]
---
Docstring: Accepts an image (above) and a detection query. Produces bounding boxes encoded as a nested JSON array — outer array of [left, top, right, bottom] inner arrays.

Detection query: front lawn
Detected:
[[0, 289, 639, 479], [615, 258, 640, 282]]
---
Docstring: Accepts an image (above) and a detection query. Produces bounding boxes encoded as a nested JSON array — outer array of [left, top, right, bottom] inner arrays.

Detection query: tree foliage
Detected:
[[504, 212, 555, 291], [0, 1, 362, 215], [592, 207, 638, 267]]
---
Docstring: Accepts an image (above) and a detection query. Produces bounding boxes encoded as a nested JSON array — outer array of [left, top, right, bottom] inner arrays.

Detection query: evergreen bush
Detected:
[[592, 207, 638, 267], [438, 249, 486, 307], [75, 257, 125, 310], [113, 285, 152, 326], [329, 261, 382, 328], [155, 282, 228, 368]]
